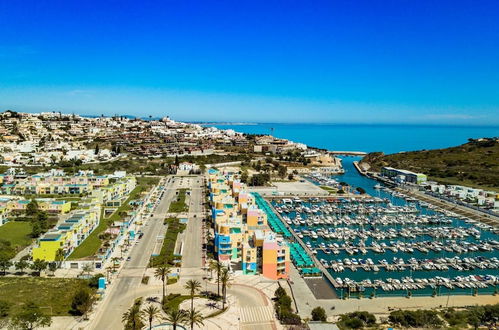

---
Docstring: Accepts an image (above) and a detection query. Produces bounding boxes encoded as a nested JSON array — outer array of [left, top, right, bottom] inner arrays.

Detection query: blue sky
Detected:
[[1, 0, 498, 124]]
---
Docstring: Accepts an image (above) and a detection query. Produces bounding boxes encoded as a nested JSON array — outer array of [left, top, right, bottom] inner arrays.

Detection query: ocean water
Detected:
[[212, 123, 499, 154]]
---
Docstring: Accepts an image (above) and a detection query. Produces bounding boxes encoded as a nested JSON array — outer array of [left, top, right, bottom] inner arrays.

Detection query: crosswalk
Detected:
[[239, 306, 275, 324]]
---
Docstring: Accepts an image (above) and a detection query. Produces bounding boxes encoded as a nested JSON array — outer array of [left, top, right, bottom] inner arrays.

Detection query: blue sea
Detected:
[[212, 123, 499, 154]]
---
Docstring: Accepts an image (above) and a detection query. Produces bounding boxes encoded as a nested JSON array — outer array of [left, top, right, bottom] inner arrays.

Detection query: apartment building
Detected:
[[32, 204, 100, 261], [208, 168, 290, 280]]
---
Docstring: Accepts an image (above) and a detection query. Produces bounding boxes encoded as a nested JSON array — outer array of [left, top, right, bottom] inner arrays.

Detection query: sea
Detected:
[[212, 123, 499, 154]]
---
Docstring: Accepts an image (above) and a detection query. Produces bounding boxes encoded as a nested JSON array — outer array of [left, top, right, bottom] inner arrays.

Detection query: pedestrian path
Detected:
[[239, 305, 274, 324]]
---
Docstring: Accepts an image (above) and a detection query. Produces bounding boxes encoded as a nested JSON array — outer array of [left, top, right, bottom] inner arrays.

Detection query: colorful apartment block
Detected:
[[262, 232, 290, 280], [32, 206, 100, 261], [208, 168, 290, 280], [6, 199, 71, 214], [0, 170, 135, 197]]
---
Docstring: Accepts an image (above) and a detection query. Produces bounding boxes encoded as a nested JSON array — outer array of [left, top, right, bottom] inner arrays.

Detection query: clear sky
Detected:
[[1, 1, 498, 124]]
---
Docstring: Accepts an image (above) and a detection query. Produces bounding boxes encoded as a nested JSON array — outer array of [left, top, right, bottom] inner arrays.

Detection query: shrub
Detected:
[[311, 306, 327, 321], [389, 309, 443, 328], [0, 300, 10, 318], [87, 273, 105, 289], [280, 310, 301, 325], [339, 311, 376, 329], [70, 288, 93, 316], [274, 287, 286, 300]]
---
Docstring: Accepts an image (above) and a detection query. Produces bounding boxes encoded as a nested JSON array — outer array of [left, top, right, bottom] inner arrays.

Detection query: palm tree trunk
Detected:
[[191, 295, 194, 311], [217, 273, 220, 296], [222, 287, 226, 309], [163, 278, 166, 301], [149, 319, 152, 330]]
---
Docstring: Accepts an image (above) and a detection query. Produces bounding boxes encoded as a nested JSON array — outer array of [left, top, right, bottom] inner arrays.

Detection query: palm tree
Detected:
[[184, 280, 202, 311], [154, 265, 171, 302], [209, 260, 222, 297], [186, 308, 204, 330], [163, 308, 187, 330], [111, 257, 120, 272], [142, 304, 160, 330], [81, 263, 93, 277], [220, 267, 232, 309], [122, 304, 143, 330], [55, 248, 65, 267]]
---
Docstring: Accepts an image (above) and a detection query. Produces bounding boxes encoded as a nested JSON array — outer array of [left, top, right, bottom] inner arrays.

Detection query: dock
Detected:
[[330, 151, 367, 156], [266, 200, 341, 288]]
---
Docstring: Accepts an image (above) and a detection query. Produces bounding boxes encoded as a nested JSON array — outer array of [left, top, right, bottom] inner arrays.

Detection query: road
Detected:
[[231, 284, 276, 330], [402, 189, 499, 228], [179, 175, 204, 282], [91, 176, 179, 329]]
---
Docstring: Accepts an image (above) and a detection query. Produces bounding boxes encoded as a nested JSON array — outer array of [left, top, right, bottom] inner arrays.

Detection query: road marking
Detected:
[[239, 306, 274, 324]]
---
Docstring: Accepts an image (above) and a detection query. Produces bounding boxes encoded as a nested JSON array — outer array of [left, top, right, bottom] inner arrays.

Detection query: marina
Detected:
[[267, 158, 499, 298]]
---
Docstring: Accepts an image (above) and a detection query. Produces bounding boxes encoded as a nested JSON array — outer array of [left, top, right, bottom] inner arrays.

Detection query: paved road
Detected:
[[230, 284, 276, 330], [181, 176, 203, 268], [91, 176, 178, 329], [403, 189, 499, 228]]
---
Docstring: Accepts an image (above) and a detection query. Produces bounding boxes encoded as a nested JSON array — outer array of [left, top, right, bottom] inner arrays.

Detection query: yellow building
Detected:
[[32, 207, 99, 261]]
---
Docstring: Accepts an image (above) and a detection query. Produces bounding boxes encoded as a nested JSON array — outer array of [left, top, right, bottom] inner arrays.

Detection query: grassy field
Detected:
[[163, 294, 198, 311], [0, 277, 94, 316], [361, 138, 499, 191], [0, 222, 33, 259], [168, 189, 188, 213], [68, 177, 160, 260], [150, 217, 186, 267]]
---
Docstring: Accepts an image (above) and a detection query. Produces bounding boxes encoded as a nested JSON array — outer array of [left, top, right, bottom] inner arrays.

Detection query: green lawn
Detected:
[[163, 294, 198, 311], [68, 177, 160, 260], [168, 189, 188, 213], [0, 277, 95, 316], [150, 218, 186, 267], [0, 222, 33, 259]]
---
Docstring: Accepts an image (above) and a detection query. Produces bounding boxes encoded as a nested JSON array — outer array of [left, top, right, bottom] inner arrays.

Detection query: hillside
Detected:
[[360, 138, 499, 191]]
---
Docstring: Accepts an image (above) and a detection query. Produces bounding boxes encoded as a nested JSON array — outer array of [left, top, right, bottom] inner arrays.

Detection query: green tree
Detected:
[[184, 280, 201, 311], [48, 262, 57, 275], [311, 306, 327, 321], [94, 144, 100, 155], [0, 257, 12, 275], [70, 288, 94, 318], [209, 260, 223, 297], [278, 165, 287, 178], [15, 259, 29, 274], [26, 200, 39, 216], [219, 267, 232, 309], [30, 259, 48, 276], [240, 170, 249, 183], [186, 308, 204, 330], [30, 222, 42, 238], [122, 303, 144, 330], [81, 263, 93, 277], [163, 308, 187, 330], [142, 304, 160, 330], [55, 248, 65, 267], [10, 301, 52, 330], [111, 257, 120, 272], [154, 265, 171, 302]]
